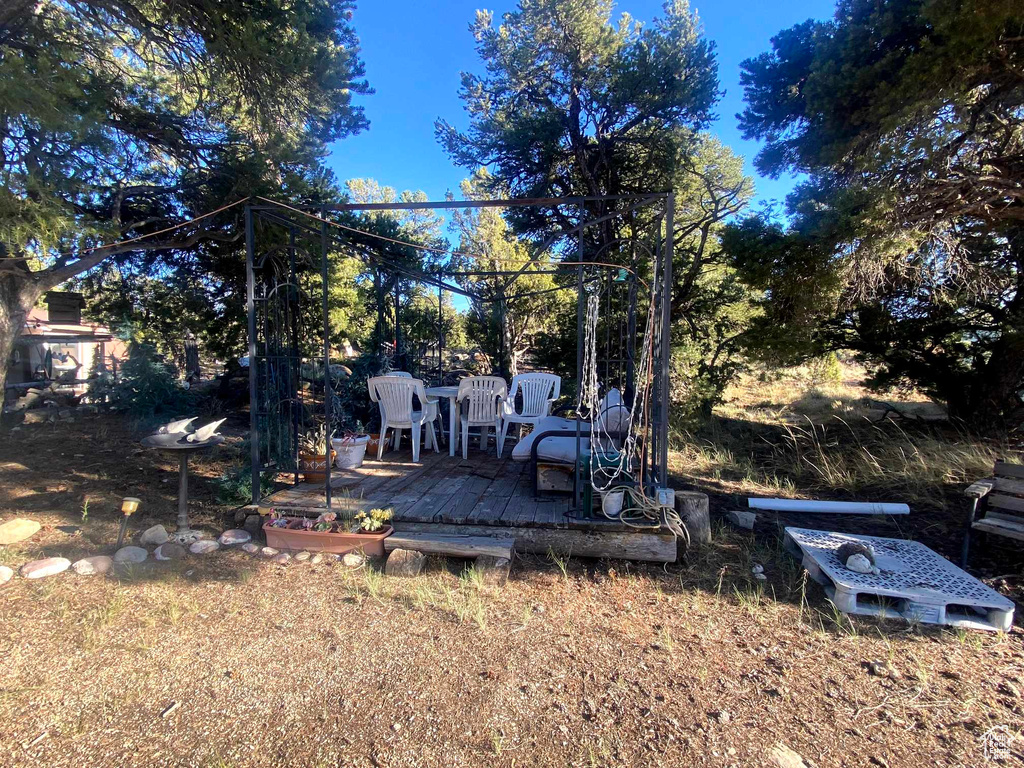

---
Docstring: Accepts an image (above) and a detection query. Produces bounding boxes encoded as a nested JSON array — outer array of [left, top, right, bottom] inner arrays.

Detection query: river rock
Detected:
[[242, 515, 262, 538], [261, 547, 279, 558], [271, 552, 291, 565], [342, 552, 364, 568], [113, 546, 148, 564], [385, 548, 426, 577], [294, 551, 311, 562], [189, 540, 220, 554], [0, 565, 13, 585], [154, 542, 186, 561], [242, 542, 260, 554], [0, 518, 40, 545], [20, 557, 71, 579], [139, 524, 169, 546], [218, 529, 251, 546], [72, 555, 113, 576], [768, 743, 809, 768], [310, 553, 324, 565]]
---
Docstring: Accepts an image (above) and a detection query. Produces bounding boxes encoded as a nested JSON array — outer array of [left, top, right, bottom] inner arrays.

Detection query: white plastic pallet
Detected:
[[784, 527, 1015, 632]]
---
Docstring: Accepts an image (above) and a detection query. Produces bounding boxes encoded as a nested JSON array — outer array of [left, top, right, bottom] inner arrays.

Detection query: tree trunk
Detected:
[[0, 272, 44, 401]]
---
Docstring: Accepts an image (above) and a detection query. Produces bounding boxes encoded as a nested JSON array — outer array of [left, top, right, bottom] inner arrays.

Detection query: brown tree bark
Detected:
[[0, 270, 46, 400]]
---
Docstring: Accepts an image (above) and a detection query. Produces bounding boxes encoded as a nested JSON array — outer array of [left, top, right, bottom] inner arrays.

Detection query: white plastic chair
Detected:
[[499, 373, 561, 455], [367, 376, 438, 462], [378, 371, 442, 450], [457, 376, 507, 459]]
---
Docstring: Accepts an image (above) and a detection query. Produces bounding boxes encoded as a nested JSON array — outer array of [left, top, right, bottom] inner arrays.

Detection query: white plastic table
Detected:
[[425, 385, 460, 457]]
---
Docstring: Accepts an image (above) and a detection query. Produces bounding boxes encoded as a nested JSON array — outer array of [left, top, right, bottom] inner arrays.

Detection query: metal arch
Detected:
[[263, 281, 310, 302], [253, 243, 318, 273], [245, 191, 676, 511]]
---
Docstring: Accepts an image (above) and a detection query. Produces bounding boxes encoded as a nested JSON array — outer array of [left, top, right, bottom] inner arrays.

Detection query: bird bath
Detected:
[[141, 431, 225, 544]]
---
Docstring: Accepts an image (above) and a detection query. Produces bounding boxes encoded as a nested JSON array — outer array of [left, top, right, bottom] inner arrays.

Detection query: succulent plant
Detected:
[[352, 507, 392, 532], [299, 423, 332, 455]]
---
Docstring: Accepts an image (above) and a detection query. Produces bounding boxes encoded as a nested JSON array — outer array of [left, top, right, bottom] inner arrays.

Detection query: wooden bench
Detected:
[[962, 460, 1024, 566]]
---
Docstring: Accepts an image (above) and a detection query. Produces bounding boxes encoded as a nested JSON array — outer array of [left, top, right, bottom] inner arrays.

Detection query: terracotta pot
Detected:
[[263, 519, 393, 557], [366, 433, 382, 456], [299, 450, 335, 483]]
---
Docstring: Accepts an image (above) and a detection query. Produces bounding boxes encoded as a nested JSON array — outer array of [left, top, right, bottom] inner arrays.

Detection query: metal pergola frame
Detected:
[[245, 192, 675, 516]]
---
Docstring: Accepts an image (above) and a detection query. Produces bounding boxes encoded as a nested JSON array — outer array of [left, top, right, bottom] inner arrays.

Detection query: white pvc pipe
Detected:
[[747, 498, 909, 515]]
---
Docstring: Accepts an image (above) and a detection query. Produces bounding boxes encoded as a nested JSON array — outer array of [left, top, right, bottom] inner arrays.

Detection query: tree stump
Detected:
[[385, 548, 426, 577], [675, 490, 711, 547]]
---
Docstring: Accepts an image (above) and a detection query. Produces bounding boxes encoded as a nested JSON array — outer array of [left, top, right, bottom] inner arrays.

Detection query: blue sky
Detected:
[[327, 0, 837, 208]]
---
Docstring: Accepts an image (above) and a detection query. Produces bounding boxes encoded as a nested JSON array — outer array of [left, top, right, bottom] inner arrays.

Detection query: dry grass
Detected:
[[678, 360, 1009, 497], [0, 397, 1022, 766], [0, 540, 1019, 767]]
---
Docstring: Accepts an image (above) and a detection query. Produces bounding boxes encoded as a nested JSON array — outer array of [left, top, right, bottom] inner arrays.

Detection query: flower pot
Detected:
[[366, 432, 382, 456], [332, 435, 370, 469], [263, 518, 393, 557], [299, 450, 335, 483]]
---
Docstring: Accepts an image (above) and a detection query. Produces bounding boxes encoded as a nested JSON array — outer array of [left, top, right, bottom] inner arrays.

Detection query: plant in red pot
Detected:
[[263, 507, 394, 557], [298, 424, 334, 483]]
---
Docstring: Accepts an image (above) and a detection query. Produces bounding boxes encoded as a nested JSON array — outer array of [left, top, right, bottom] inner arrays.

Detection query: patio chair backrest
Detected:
[[388, 371, 413, 378], [509, 373, 560, 418], [368, 375, 426, 424], [986, 461, 1024, 526], [457, 376, 507, 423]]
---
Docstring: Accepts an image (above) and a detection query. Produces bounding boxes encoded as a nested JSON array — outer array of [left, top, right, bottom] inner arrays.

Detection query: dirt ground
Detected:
[[1, 414, 1022, 767]]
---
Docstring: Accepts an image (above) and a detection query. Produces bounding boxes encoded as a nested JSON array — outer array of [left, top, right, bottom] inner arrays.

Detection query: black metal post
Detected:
[[625, 241, 637, 406], [574, 216, 585, 512], [437, 283, 444, 385], [394, 280, 401, 369], [320, 207, 332, 508], [289, 227, 300, 486], [245, 205, 260, 506], [658, 193, 674, 488], [498, 290, 507, 380]]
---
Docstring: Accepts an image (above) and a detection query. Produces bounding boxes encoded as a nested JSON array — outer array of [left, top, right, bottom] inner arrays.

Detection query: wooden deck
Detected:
[[258, 449, 677, 562]]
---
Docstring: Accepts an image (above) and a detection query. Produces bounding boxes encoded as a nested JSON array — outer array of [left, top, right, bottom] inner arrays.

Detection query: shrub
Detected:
[[93, 343, 191, 419]]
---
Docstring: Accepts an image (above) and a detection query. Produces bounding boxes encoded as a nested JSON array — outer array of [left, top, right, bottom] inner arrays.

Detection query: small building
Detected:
[[7, 292, 128, 392]]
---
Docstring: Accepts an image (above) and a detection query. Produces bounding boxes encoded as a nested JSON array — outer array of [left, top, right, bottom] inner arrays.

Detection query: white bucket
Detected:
[[601, 488, 626, 517], [332, 435, 370, 469]]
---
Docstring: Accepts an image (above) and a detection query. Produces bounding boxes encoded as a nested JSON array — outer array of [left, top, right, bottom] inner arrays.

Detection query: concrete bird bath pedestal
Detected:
[[141, 431, 225, 544]]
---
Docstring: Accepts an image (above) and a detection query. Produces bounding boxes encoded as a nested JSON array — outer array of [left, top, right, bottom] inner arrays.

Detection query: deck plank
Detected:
[[398, 462, 474, 523], [466, 460, 523, 525], [435, 457, 499, 524], [258, 449, 668, 546], [503, 472, 540, 526], [378, 452, 461, 516]]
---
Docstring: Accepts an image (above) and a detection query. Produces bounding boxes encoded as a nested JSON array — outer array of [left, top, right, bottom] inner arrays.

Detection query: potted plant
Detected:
[[332, 422, 371, 469], [262, 507, 394, 556], [299, 424, 334, 483]]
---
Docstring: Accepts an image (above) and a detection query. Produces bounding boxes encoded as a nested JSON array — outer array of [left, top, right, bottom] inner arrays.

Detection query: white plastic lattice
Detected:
[[785, 527, 1015, 632]]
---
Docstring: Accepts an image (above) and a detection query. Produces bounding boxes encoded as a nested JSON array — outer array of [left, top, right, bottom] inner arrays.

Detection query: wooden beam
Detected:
[[392, 523, 676, 563], [383, 533, 515, 560]]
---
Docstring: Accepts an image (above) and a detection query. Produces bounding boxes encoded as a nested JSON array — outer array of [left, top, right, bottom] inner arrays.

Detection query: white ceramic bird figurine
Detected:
[[157, 416, 197, 435], [187, 418, 226, 443]]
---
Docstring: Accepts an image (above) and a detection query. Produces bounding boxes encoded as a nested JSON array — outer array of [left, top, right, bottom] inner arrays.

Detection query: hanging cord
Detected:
[[577, 269, 689, 546], [1, 197, 251, 264], [254, 196, 650, 289]]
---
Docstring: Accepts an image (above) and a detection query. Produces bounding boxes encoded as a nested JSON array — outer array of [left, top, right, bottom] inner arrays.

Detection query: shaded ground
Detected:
[[0, 412, 1022, 766]]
